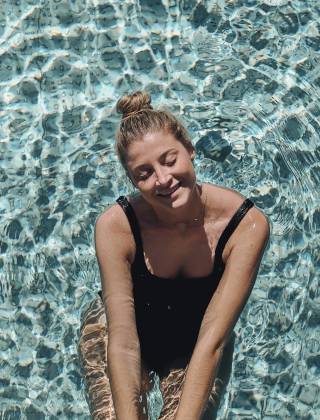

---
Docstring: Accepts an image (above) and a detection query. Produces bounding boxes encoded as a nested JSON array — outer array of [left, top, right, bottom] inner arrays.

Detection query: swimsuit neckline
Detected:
[[116, 195, 254, 282], [138, 263, 217, 282]]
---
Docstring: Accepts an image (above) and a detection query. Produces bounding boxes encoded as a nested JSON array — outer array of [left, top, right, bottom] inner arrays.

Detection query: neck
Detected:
[[151, 184, 206, 229]]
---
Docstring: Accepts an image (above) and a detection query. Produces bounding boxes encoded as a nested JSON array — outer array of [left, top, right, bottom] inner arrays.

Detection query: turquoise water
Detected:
[[1, 0, 320, 418]]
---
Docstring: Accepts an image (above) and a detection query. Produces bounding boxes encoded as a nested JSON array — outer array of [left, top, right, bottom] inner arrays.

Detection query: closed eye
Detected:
[[138, 174, 149, 181], [137, 170, 152, 180], [165, 159, 176, 166]]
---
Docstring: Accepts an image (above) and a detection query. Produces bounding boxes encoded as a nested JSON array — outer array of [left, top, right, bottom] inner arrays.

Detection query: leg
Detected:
[[158, 334, 235, 420], [78, 296, 116, 420], [158, 366, 187, 420], [78, 295, 153, 420], [158, 366, 225, 420]]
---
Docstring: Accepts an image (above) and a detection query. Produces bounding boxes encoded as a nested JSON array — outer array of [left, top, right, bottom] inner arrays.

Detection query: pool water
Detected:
[[1, 0, 320, 418]]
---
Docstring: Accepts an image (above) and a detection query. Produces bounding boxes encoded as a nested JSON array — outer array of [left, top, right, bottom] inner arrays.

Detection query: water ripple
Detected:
[[1, 0, 320, 418]]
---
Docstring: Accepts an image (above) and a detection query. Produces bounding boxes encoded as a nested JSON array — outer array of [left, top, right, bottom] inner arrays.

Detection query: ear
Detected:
[[190, 149, 196, 161]]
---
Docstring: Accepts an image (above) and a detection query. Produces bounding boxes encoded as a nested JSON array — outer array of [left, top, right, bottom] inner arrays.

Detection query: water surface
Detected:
[[1, 0, 319, 418]]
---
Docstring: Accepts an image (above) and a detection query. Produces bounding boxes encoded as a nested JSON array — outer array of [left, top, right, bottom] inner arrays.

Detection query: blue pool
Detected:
[[1, 0, 319, 418]]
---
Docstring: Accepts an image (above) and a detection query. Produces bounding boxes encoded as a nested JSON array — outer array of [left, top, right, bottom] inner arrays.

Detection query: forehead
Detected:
[[126, 131, 185, 166]]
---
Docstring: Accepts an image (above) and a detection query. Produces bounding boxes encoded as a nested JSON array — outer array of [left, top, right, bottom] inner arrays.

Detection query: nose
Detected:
[[154, 166, 172, 186]]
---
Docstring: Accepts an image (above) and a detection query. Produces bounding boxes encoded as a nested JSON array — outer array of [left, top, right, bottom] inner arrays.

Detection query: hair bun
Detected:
[[116, 91, 153, 118]]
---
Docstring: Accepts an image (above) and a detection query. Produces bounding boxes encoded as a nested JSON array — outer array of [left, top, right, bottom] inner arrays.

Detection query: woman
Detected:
[[78, 91, 269, 420]]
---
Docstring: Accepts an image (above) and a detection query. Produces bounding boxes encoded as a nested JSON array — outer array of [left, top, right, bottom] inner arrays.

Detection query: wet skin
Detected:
[[86, 129, 270, 419]]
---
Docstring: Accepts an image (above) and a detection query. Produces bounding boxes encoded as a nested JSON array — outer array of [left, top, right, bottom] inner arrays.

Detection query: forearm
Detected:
[[175, 345, 223, 420], [108, 346, 145, 420]]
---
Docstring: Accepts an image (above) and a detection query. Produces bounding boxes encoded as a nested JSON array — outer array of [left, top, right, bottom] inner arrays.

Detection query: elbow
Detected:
[[107, 340, 141, 372], [197, 330, 232, 357], [108, 334, 141, 358]]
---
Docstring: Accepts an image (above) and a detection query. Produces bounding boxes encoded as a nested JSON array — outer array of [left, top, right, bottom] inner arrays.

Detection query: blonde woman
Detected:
[[79, 91, 269, 420]]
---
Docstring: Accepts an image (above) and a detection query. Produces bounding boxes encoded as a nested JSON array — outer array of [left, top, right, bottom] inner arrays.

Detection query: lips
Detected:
[[156, 182, 181, 197]]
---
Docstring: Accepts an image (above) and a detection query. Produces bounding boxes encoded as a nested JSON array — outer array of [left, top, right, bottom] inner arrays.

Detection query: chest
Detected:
[[140, 220, 230, 279]]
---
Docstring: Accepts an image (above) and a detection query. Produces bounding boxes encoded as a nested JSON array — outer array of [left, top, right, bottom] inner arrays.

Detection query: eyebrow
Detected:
[[132, 148, 177, 172]]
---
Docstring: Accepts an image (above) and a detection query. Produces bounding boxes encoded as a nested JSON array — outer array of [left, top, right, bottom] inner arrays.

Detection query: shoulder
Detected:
[[204, 183, 245, 212], [95, 200, 136, 261], [96, 202, 127, 233], [204, 183, 270, 245]]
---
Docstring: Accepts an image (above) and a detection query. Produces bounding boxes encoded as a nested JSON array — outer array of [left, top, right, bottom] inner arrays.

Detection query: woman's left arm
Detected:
[[174, 208, 270, 420]]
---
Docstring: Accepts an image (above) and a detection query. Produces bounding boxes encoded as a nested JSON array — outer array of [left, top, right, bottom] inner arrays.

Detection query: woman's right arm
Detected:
[[95, 205, 144, 420]]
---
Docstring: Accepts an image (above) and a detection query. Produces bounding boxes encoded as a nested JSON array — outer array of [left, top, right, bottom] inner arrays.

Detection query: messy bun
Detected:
[[115, 91, 194, 173], [116, 91, 153, 119]]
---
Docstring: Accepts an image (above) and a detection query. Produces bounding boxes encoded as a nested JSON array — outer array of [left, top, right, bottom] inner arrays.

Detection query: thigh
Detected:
[[158, 366, 187, 420], [78, 295, 153, 420], [158, 335, 235, 420], [158, 367, 223, 420], [78, 295, 116, 420]]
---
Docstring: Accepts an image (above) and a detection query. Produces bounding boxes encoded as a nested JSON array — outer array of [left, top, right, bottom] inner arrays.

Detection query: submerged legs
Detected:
[[158, 334, 235, 420], [78, 296, 116, 419], [78, 296, 234, 420], [78, 296, 152, 420]]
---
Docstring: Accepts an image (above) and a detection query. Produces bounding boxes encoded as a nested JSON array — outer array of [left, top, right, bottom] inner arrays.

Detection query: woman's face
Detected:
[[126, 130, 196, 210]]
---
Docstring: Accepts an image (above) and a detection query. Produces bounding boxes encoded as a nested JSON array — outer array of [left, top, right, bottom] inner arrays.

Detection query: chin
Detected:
[[164, 188, 192, 209]]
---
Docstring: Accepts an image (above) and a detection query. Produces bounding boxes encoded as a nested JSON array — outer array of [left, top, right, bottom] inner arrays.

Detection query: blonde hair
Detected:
[[115, 91, 194, 169]]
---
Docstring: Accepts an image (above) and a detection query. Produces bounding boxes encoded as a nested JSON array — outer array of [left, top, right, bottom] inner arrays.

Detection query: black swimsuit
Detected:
[[99, 195, 254, 375]]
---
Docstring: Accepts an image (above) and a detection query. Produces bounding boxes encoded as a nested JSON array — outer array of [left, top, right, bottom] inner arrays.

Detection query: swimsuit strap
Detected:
[[116, 196, 145, 264], [215, 198, 254, 265], [116, 195, 254, 271]]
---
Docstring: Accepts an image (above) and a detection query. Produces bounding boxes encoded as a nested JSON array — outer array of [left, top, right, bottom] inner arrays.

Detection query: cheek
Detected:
[[136, 179, 153, 193], [182, 160, 195, 175], [184, 163, 196, 183]]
